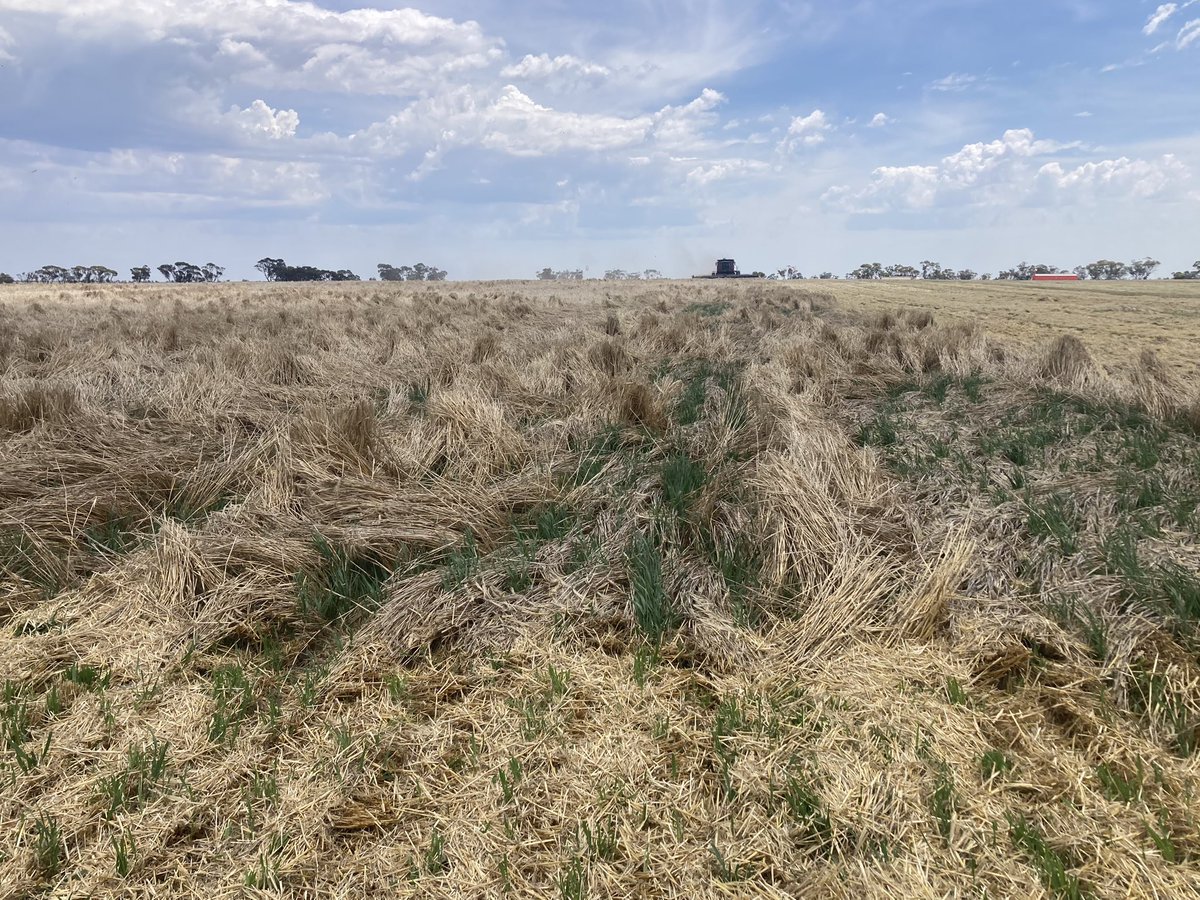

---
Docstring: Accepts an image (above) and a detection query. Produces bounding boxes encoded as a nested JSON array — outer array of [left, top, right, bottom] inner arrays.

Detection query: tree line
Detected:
[[837, 257, 1200, 281], [0, 259, 449, 284], [4, 256, 1199, 284]]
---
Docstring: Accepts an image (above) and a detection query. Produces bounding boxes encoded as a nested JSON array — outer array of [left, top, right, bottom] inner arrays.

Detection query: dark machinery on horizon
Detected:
[[692, 258, 764, 279]]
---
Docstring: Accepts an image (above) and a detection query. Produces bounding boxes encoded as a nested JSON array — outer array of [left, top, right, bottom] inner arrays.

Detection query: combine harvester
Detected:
[[692, 258, 764, 279]]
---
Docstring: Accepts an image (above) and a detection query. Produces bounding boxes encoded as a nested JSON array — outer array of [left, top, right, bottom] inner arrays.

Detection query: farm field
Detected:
[[1, 279, 1200, 898], [814, 278, 1200, 379]]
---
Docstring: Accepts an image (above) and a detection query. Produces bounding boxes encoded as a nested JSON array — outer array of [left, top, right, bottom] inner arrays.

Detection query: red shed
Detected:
[[1031, 273, 1079, 281]]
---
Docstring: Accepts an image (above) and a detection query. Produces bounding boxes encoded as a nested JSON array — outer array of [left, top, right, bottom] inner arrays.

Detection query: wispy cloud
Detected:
[[1144, 4, 1178, 36], [928, 73, 977, 92]]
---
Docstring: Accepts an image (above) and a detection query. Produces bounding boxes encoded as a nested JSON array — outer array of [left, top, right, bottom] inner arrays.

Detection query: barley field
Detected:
[[1, 279, 1199, 898]]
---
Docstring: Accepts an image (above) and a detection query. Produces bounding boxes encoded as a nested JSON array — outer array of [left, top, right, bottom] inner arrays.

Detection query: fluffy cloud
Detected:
[[482, 86, 652, 156], [0, 0, 503, 95], [868, 113, 892, 128], [223, 100, 300, 141], [1037, 155, 1190, 201], [685, 158, 771, 186], [349, 85, 724, 168], [781, 110, 831, 150], [824, 128, 1189, 213], [500, 54, 610, 81]]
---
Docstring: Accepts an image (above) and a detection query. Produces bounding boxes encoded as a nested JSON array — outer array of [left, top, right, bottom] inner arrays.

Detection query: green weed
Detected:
[[442, 532, 480, 591], [557, 854, 588, 899], [1096, 761, 1143, 803], [298, 535, 393, 623], [63, 663, 110, 691], [98, 737, 171, 819], [1025, 491, 1080, 556], [569, 427, 624, 487], [684, 301, 732, 318], [945, 677, 969, 706], [31, 812, 64, 879], [779, 775, 834, 853], [856, 410, 899, 448], [494, 757, 523, 804], [627, 535, 677, 642], [708, 838, 750, 882], [930, 765, 956, 841], [1009, 816, 1087, 899], [578, 818, 619, 862], [113, 830, 136, 878], [425, 830, 448, 875], [981, 749, 1013, 781], [208, 666, 256, 745], [661, 451, 706, 517]]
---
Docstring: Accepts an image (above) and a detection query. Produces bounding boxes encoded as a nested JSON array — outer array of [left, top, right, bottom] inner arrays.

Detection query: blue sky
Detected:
[[0, 0, 1197, 279]]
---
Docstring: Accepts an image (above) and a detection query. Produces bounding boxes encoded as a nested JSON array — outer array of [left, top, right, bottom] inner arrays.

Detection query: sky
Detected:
[[0, 0, 1198, 280]]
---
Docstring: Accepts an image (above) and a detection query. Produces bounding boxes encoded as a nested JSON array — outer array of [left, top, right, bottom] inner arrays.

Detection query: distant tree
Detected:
[[131, 266, 151, 283], [160, 262, 204, 283], [0, 273, 13, 284], [536, 267, 556, 280], [1084, 260, 1128, 280], [817, 272, 837, 279], [256, 258, 360, 281], [997, 262, 1062, 280], [1127, 258, 1160, 280], [28, 265, 66, 283], [884, 264, 918, 278], [774, 266, 803, 280], [255, 258, 287, 281], [1072, 266, 1089, 280], [378, 262, 446, 281], [919, 260, 943, 279], [1172, 261, 1200, 280], [956, 269, 977, 280], [848, 262, 884, 280], [378, 264, 410, 281], [557, 269, 583, 281], [643, 269, 664, 280], [749, 271, 766, 278], [604, 269, 641, 280], [201, 262, 225, 283]]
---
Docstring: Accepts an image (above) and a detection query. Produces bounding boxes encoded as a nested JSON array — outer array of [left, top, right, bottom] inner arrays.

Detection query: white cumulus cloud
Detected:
[[824, 128, 1188, 214], [685, 158, 771, 186], [500, 54, 610, 81], [482, 86, 652, 156], [1037, 155, 1190, 201], [0, 0, 503, 95], [868, 113, 892, 128], [224, 100, 300, 141], [781, 109, 831, 150]]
